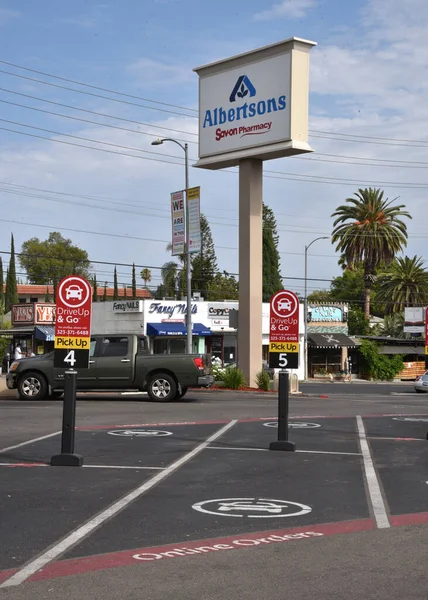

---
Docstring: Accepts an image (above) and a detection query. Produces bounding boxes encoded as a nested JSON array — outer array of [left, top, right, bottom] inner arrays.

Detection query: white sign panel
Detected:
[[404, 307, 425, 333], [171, 190, 185, 255], [187, 186, 201, 254], [112, 300, 143, 313], [199, 53, 291, 159]]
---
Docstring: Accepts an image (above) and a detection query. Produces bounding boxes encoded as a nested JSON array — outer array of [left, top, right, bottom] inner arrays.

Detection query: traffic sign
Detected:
[[54, 275, 92, 369], [269, 289, 300, 369]]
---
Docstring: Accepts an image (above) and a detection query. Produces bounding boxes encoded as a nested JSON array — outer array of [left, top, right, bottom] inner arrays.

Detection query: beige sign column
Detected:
[[238, 159, 263, 386]]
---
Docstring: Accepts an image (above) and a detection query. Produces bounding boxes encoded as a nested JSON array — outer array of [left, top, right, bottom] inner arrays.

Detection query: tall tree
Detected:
[[92, 275, 98, 302], [376, 255, 428, 313], [44, 286, 51, 302], [113, 267, 118, 300], [5, 234, 18, 311], [132, 264, 137, 299], [191, 214, 218, 298], [19, 232, 90, 296], [262, 204, 282, 302], [208, 271, 239, 301], [103, 281, 107, 301], [332, 188, 411, 318], [161, 261, 178, 298], [140, 268, 152, 289]]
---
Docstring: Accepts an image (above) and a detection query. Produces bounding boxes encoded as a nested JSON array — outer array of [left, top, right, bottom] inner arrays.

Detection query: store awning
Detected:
[[308, 333, 356, 348], [35, 325, 55, 342], [0, 327, 34, 336], [147, 322, 212, 336]]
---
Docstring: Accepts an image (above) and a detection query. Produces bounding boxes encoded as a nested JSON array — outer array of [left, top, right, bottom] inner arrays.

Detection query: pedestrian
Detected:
[[14, 344, 24, 360]]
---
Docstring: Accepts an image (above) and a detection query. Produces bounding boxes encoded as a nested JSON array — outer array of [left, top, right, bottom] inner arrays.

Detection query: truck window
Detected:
[[100, 336, 129, 357], [139, 336, 148, 353], [90, 338, 97, 357]]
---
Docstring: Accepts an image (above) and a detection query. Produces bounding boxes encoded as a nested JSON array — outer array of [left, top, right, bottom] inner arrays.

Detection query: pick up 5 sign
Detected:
[[54, 275, 92, 369], [269, 290, 300, 369]]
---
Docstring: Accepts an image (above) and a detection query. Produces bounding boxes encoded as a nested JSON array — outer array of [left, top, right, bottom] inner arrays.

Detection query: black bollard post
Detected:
[[51, 370, 83, 466], [269, 371, 296, 451]]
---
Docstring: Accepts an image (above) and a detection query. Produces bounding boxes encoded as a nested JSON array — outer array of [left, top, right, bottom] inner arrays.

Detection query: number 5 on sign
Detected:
[[64, 350, 76, 367], [279, 353, 288, 367], [269, 351, 298, 369]]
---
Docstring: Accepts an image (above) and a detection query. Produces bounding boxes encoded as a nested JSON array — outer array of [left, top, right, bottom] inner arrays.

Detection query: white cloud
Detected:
[[254, 0, 316, 21], [0, 8, 19, 25]]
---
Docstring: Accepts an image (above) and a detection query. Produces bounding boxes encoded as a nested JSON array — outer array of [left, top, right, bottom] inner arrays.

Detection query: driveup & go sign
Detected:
[[269, 290, 299, 369], [54, 275, 92, 369]]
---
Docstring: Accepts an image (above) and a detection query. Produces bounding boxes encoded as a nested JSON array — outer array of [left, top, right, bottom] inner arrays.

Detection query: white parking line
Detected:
[[0, 431, 61, 454], [83, 464, 165, 470], [207, 446, 362, 456], [356, 415, 390, 529], [0, 419, 238, 588]]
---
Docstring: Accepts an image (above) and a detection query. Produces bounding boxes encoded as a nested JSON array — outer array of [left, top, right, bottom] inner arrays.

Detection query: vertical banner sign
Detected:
[[54, 275, 92, 369], [171, 190, 185, 256], [269, 289, 300, 369], [425, 308, 428, 369], [187, 186, 201, 254]]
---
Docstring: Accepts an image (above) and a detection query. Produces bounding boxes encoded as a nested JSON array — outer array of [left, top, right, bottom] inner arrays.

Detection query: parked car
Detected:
[[414, 372, 428, 392], [6, 333, 214, 402]]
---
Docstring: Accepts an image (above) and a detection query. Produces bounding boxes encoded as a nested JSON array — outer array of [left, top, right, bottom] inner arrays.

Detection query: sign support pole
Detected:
[[269, 371, 296, 451], [51, 370, 83, 466], [237, 158, 263, 387]]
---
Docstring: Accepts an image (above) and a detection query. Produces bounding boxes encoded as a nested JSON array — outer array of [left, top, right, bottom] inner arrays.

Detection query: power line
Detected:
[[0, 117, 185, 161], [0, 59, 198, 113], [0, 68, 198, 119], [0, 87, 198, 140], [4, 59, 428, 148], [3, 122, 428, 191]]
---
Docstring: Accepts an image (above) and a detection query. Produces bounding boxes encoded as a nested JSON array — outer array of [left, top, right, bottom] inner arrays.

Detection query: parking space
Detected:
[[0, 422, 224, 468], [0, 413, 427, 587]]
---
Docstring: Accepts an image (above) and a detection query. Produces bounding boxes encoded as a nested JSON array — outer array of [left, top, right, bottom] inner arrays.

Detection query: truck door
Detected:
[[95, 335, 134, 388]]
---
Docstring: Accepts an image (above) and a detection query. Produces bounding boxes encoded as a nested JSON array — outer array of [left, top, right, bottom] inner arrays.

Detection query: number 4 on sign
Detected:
[[64, 350, 76, 367]]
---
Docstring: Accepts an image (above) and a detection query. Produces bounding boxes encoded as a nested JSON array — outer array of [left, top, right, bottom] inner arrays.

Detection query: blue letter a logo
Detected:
[[229, 75, 256, 103]]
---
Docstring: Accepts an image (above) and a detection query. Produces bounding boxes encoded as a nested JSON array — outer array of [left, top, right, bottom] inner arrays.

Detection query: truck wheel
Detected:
[[175, 387, 188, 400], [147, 373, 177, 402], [18, 372, 48, 401]]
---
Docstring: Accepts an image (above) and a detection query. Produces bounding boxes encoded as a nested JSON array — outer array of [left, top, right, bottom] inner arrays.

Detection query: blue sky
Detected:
[[1, 0, 428, 297]]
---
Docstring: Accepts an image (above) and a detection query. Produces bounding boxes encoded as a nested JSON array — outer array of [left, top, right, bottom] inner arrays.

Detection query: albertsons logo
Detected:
[[229, 75, 256, 102], [203, 74, 286, 142]]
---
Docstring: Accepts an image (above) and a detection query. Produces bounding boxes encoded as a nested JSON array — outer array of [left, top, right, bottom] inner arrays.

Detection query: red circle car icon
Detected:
[[277, 299, 292, 312], [271, 290, 299, 319], [65, 285, 83, 301]]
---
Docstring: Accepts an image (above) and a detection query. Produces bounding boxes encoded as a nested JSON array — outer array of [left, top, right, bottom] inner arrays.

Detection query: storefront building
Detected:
[[307, 303, 356, 376], [91, 299, 305, 378], [0, 303, 56, 364]]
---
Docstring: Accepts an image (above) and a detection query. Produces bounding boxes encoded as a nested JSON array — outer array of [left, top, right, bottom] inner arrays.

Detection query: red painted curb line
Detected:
[[28, 518, 376, 583], [390, 512, 428, 527]]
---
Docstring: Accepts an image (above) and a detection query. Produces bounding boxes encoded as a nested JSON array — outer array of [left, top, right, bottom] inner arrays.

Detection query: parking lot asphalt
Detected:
[[1, 406, 428, 598]]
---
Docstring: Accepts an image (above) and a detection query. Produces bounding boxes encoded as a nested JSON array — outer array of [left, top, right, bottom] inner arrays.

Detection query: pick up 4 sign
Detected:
[[54, 275, 92, 369], [269, 290, 300, 369]]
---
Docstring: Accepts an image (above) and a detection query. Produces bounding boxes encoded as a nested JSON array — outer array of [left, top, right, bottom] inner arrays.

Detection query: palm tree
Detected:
[[140, 268, 152, 289], [376, 255, 428, 313], [331, 187, 411, 318]]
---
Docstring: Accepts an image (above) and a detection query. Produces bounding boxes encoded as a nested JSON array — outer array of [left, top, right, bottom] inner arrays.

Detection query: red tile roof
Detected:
[[3, 284, 151, 299]]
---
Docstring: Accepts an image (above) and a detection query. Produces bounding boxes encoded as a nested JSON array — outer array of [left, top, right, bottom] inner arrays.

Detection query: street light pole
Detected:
[[304, 236, 329, 380], [152, 138, 192, 354]]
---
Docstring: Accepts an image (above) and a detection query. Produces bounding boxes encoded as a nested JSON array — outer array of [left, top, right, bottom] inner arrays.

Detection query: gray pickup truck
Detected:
[[6, 333, 214, 402]]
